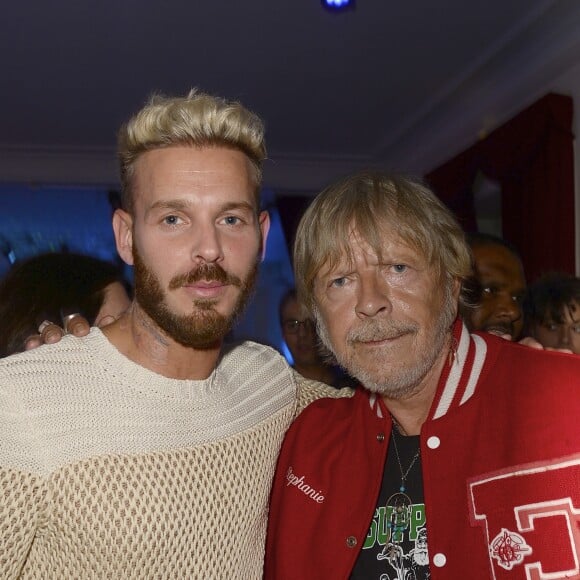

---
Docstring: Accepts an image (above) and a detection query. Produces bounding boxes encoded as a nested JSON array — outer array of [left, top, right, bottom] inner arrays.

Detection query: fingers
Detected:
[[38, 320, 65, 344], [545, 346, 574, 354], [24, 313, 90, 352], [94, 314, 116, 328], [62, 313, 90, 337], [517, 336, 544, 350], [23, 334, 43, 351], [517, 336, 573, 353]]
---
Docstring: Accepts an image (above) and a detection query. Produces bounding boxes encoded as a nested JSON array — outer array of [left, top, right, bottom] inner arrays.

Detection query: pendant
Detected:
[[386, 492, 412, 543]]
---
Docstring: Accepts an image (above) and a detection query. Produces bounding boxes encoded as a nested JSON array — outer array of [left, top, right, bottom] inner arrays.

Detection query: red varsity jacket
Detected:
[[265, 321, 580, 579]]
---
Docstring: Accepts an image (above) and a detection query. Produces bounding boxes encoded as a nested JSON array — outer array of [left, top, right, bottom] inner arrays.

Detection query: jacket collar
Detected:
[[431, 319, 488, 420], [358, 319, 491, 423]]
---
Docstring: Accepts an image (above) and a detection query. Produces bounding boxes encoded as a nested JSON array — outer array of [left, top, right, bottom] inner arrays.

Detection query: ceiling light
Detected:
[[322, 0, 355, 12]]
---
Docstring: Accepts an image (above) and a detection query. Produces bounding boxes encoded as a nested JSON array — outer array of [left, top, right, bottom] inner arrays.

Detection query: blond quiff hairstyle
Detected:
[[118, 89, 266, 211], [294, 172, 472, 313]]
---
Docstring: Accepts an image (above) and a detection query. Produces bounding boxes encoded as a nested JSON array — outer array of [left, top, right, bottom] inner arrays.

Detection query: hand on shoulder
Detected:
[[516, 335, 573, 354], [24, 313, 94, 351]]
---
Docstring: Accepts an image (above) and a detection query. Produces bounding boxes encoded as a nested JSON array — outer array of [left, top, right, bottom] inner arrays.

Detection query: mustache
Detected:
[[347, 319, 418, 343], [168, 263, 242, 290]]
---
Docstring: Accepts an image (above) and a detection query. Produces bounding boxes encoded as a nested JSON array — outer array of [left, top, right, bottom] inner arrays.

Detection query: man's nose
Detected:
[[355, 275, 391, 319], [190, 224, 223, 264], [296, 320, 314, 337], [495, 295, 522, 322]]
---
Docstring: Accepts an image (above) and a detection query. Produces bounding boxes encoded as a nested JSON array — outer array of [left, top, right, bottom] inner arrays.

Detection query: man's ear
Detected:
[[258, 210, 271, 261], [112, 209, 134, 266]]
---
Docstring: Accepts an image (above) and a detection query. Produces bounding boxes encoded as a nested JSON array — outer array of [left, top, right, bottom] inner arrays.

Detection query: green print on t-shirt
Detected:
[[363, 502, 426, 548]]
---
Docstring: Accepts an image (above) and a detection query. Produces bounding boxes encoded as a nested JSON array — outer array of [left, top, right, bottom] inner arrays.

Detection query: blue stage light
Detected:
[[322, 0, 355, 11]]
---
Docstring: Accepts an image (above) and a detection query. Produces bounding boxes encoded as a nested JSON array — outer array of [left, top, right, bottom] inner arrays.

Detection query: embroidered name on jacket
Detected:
[[286, 467, 325, 503], [469, 457, 580, 579]]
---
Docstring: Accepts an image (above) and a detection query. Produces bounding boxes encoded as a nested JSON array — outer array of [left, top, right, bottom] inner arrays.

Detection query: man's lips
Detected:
[[181, 280, 228, 298], [483, 323, 514, 337], [185, 280, 225, 289], [352, 331, 410, 346]]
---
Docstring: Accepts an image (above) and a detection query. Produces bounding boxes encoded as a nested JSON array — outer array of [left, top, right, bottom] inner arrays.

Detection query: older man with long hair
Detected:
[[265, 172, 580, 579]]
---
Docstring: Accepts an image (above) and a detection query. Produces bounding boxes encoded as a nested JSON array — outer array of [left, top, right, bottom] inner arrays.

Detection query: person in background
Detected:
[[280, 288, 357, 388], [461, 232, 526, 340], [265, 172, 580, 579], [0, 251, 131, 358], [523, 272, 580, 354]]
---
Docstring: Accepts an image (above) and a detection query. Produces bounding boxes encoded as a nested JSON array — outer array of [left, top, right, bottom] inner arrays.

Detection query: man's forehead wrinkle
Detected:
[[350, 225, 424, 263], [174, 167, 224, 175], [351, 229, 380, 255], [316, 221, 407, 278]]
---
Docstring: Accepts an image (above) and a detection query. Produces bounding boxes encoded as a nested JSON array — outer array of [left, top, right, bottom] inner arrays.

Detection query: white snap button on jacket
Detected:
[[427, 436, 440, 449], [433, 553, 447, 567]]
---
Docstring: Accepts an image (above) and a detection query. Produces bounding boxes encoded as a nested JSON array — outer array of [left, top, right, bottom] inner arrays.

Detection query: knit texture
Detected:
[[0, 329, 348, 579]]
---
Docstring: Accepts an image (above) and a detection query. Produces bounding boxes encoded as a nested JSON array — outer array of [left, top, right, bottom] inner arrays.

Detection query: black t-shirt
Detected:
[[350, 432, 431, 580]]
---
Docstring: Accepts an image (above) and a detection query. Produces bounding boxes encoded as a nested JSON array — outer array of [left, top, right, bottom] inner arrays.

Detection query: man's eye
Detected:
[[572, 325, 580, 334], [392, 264, 407, 273], [330, 277, 347, 288], [223, 216, 241, 226], [163, 215, 181, 226]]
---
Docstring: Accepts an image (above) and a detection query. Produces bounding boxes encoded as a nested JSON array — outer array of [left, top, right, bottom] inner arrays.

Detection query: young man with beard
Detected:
[[0, 91, 340, 578], [264, 172, 580, 579]]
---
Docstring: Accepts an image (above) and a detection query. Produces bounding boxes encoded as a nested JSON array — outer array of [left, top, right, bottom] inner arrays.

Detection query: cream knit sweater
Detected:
[[0, 329, 349, 579]]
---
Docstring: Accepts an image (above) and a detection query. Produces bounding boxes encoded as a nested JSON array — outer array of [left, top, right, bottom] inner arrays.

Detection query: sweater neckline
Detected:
[[83, 327, 230, 401]]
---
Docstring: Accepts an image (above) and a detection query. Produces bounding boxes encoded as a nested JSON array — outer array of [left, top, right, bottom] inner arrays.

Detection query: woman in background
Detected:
[[0, 252, 131, 358]]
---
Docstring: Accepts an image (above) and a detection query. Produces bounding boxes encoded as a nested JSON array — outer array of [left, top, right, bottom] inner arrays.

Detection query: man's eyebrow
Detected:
[[146, 199, 190, 214], [219, 201, 257, 213], [479, 278, 499, 285], [145, 199, 257, 216]]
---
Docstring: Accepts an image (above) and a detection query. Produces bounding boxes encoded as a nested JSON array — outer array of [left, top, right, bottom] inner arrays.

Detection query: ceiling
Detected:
[[1, 0, 579, 193]]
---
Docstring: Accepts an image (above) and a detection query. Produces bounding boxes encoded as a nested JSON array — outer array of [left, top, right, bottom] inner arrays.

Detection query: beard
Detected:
[[316, 282, 456, 399], [132, 247, 258, 349]]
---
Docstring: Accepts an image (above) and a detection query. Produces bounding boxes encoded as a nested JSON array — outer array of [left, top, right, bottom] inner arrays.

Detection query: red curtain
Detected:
[[426, 93, 575, 283]]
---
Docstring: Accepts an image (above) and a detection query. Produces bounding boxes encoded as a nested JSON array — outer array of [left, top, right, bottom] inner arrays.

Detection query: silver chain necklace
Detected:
[[391, 423, 420, 493]]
